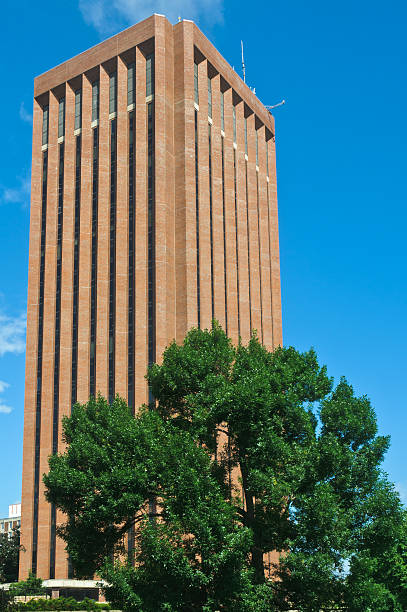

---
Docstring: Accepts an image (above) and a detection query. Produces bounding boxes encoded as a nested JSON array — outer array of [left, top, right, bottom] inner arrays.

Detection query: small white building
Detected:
[[0, 503, 21, 536]]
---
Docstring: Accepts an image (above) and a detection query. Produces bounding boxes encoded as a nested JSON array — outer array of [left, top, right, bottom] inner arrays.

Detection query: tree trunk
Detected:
[[240, 463, 265, 583]]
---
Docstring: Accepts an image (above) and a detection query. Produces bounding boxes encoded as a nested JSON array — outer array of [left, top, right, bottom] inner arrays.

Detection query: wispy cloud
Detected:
[[0, 173, 31, 208], [0, 381, 12, 415], [79, 0, 223, 35], [19, 102, 33, 124], [0, 312, 26, 357], [396, 482, 407, 506]]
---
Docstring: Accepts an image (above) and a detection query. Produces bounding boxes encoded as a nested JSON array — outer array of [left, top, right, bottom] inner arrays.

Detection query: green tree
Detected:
[[9, 572, 45, 596], [44, 325, 407, 611], [0, 527, 22, 584]]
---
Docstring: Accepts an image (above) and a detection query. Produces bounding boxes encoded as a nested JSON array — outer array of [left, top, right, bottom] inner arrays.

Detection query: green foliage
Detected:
[[14, 597, 109, 611], [0, 589, 14, 612], [0, 528, 22, 584], [44, 324, 407, 611], [9, 573, 45, 596]]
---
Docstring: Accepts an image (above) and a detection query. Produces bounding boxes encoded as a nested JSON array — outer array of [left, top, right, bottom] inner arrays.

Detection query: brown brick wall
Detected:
[[20, 14, 282, 580]]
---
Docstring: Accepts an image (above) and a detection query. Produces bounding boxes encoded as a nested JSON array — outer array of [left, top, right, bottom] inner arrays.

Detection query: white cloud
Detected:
[[0, 174, 31, 208], [19, 102, 33, 124], [0, 381, 10, 394], [79, 0, 223, 35], [0, 313, 26, 357], [0, 381, 12, 415], [395, 482, 407, 506]]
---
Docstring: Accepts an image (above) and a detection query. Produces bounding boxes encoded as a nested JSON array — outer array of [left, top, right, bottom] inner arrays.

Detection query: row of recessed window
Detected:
[[194, 62, 269, 173], [42, 53, 155, 146]]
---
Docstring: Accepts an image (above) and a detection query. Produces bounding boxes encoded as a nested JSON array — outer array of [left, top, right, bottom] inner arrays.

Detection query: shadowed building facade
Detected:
[[20, 13, 282, 581]]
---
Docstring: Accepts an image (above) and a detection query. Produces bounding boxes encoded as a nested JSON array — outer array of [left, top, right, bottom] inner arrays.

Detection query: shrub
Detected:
[[14, 597, 109, 611]]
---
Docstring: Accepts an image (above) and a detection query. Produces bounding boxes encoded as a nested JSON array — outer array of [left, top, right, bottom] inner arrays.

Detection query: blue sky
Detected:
[[0, 0, 406, 517]]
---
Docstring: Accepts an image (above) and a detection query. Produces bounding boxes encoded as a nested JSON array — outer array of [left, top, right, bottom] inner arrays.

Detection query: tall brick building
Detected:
[[20, 14, 282, 581]]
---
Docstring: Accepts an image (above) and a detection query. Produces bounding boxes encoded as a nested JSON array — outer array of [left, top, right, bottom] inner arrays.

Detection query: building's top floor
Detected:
[[0, 503, 21, 535], [8, 503, 21, 518], [33, 13, 274, 136]]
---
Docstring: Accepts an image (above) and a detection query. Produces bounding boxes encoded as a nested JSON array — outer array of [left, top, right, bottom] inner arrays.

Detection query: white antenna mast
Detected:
[[241, 40, 246, 83], [265, 100, 286, 111]]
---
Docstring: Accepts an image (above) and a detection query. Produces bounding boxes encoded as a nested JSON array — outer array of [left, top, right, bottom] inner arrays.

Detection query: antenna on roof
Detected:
[[265, 100, 286, 111], [241, 40, 246, 83]]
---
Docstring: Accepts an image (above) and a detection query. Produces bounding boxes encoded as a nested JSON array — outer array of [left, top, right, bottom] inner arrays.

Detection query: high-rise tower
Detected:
[[20, 14, 282, 581]]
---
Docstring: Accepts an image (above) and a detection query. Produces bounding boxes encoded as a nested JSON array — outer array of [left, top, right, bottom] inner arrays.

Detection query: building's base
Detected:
[[0, 579, 107, 602]]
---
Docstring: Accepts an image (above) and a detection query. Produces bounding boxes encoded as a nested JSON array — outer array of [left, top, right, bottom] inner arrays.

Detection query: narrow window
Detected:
[[89, 127, 99, 397], [58, 98, 65, 138], [127, 62, 135, 106], [71, 136, 81, 405], [147, 102, 155, 372], [194, 63, 199, 105], [266, 140, 269, 176], [146, 55, 154, 98], [244, 117, 248, 155], [233, 149, 240, 336], [221, 137, 227, 335], [220, 91, 224, 131], [267, 181, 274, 342], [50, 142, 64, 578], [32, 150, 48, 575], [256, 173, 263, 343], [128, 111, 135, 411], [195, 110, 200, 328], [233, 105, 236, 143], [146, 53, 155, 405], [108, 118, 117, 403], [42, 106, 49, 145], [256, 130, 259, 166], [92, 81, 99, 122], [245, 159, 252, 334], [74, 90, 82, 131], [109, 72, 117, 114], [208, 77, 212, 119], [208, 124, 214, 322]]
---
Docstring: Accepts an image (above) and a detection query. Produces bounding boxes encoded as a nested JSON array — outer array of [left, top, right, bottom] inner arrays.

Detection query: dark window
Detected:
[[32, 150, 48, 575], [221, 137, 227, 335], [146, 54, 154, 98], [194, 63, 199, 105], [108, 119, 117, 403], [208, 77, 212, 119], [220, 91, 224, 131], [71, 136, 81, 405], [58, 98, 65, 138], [256, 130, 259, 166], [266, 141, 269, 176], [256, 173, 263, 343], [90, 127, 99, 397], [42, 106, 49, 145], [233, 105, 236, 143], [244, 117, 248, 155], [109, 72, 117, 114], [208, 124, 214, 322], [194, 110, 200, 328], [50, 142, 64, 578], [128, 111, 135, 411], [233, 149, 240, 336], [127, 62, 135, 106], [245, 159, 252, 334], [92, 81, 99, 122], [74, 90, 82, 130], [147, 101, 155, 370]]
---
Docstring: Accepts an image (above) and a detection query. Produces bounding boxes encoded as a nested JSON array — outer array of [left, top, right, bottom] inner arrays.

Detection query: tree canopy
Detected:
[[0, 527, 21, 584], [44, 325, 407, 611]]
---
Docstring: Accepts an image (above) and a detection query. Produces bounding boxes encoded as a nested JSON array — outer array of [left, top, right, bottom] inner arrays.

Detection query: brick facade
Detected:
[[20, 14, 282, 580]]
